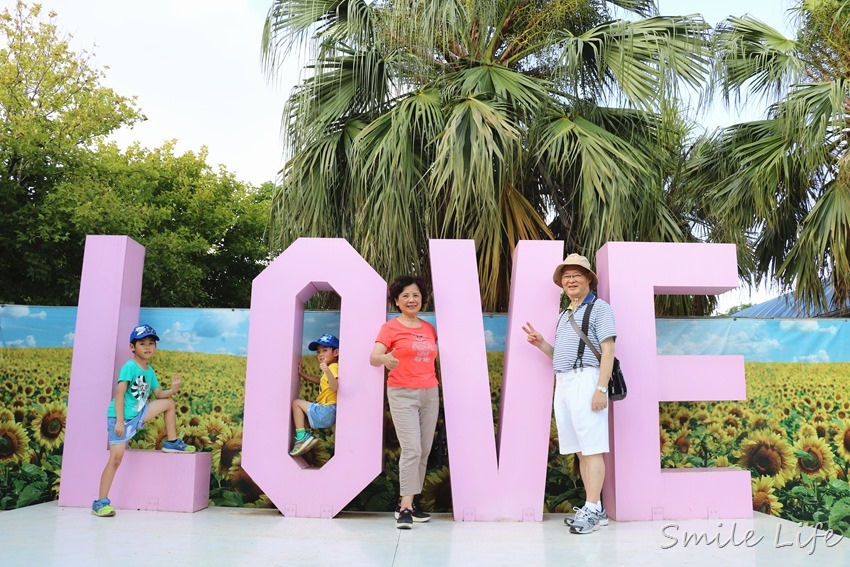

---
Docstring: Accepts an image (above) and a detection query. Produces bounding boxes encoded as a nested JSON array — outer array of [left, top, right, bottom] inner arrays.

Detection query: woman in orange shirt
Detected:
[[370, 275, 439, 529]]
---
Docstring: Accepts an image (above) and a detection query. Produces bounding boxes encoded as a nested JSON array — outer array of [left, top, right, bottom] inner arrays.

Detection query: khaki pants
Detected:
[[387, 386, 440, 497]]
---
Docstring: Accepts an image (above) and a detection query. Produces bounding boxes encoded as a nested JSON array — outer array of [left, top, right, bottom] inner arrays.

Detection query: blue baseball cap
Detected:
[[130, 324, 159, 342], [308, 333, 339, 351]]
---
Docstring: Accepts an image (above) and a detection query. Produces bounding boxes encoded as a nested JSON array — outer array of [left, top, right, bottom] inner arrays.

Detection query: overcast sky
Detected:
[[7, 0, 796, 309]]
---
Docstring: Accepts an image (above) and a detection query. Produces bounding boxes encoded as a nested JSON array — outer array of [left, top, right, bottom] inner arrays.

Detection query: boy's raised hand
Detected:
[[171, 374, 183, 392]]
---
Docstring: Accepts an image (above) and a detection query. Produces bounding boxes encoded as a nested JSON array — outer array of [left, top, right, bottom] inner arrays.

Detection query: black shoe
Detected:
[[396, 507, 413, 529], [395, 503, 431, 523]]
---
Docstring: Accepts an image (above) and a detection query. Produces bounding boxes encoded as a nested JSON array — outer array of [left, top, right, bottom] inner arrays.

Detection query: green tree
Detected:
[[0, 1, 143, 303], [0, 2, 273, 308], [262, 0, 713, 311], [42, 142, 273, 308], [684, 0, 850, 314]]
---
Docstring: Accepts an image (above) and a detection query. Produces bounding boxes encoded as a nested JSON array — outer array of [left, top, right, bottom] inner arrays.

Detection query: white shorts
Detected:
[[554, 367, 609, 455]]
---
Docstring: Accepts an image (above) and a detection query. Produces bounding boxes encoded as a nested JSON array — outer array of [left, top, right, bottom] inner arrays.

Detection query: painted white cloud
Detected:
[[484, 329, 496, 349], [794, 350, 830, 363], [779, 320, 837, 336], [5, 335, 37, 347], [193, 310, 249, 339], [658, 330, 781, 356], [160, 321, 201, 351], [62, 333, 75, 347], [0, 305, 32, 318]]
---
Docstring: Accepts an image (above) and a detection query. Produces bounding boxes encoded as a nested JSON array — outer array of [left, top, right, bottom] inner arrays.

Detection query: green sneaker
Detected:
[[289, 434, 318, 456], [92, 498, 116, 517]]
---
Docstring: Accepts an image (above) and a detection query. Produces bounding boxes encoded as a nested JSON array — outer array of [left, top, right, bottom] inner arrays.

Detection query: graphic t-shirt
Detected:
[[315, 362, 339, 406], [106, 359, 160, 420], [375, 318, 438, 389]]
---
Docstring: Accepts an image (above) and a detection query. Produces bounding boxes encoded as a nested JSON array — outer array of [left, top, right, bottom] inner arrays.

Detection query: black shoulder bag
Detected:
[[567, 300, 627, 401]]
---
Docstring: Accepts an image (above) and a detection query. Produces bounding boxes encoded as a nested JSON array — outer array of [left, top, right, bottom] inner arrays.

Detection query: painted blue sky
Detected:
[[1, 305, 847, 362]]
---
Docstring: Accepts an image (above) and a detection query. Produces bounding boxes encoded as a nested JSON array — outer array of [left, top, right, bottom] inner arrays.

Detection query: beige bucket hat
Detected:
[[552, 253, 598, 289]]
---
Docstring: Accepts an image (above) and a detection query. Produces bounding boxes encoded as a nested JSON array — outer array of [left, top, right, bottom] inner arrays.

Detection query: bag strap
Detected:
[[567, 300, 602, 362]]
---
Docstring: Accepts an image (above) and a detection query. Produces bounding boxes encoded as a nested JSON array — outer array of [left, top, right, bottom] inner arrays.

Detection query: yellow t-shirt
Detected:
[[315, 362, 339, 406]]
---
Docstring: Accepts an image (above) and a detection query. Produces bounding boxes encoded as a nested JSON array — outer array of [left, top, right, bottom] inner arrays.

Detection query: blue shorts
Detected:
[[307, 403, 337, 429], [107, 404, 149, 445]]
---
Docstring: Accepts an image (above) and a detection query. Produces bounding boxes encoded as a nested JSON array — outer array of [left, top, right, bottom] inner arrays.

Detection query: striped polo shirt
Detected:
[[552, 293, 617, 372]]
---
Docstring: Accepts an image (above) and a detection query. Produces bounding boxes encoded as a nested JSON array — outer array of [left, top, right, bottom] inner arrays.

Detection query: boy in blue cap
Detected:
[[91, 324, 194, 517], [290, 333, 340, 456]]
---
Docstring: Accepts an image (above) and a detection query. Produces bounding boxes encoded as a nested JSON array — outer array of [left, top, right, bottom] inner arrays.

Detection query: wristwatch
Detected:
[[596, 386, 608, 394]]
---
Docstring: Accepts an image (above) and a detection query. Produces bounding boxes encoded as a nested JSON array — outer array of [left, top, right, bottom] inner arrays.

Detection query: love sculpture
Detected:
[[59, 236, 752, 521]]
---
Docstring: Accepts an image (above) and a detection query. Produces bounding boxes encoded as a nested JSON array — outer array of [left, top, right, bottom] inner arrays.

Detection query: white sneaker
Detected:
[[565, 505, 609, 527]]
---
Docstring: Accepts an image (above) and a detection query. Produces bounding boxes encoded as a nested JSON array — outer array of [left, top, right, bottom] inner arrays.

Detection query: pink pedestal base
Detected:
[[104, 450, 212, 512]]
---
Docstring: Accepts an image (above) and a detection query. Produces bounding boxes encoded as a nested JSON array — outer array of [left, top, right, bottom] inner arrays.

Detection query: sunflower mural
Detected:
[[660, 361, 850, 535], [3, 335, 850, 536], [0, 348, 69, 509]]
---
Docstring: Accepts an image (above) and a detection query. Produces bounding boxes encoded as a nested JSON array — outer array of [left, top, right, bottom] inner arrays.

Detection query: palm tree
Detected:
[[263, 0, 712, 311], [684, 0, 850, 314]]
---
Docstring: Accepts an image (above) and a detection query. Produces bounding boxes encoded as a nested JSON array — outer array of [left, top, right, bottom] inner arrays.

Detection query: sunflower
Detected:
[[135, 418, 168, 450], [659, 428, 674, 458], [796, 423, 819, 440], [301, 440, 331, 468], [793, 436, 838, 480], [227, 460, 263, 503], [10, 396, 29, 424], [737, 430, 796, 487], [0, 408, 14, 422], [211, 425, 243, 480], [182, 415, 203, 428], [811, 411, 832, 438], [419, 465, 452, 512], [752, 477, 783, 516], [727, 404, 746, 419], [721, 414, 741, 431], [31, 401, 67, 451], [180, 425, 211, 452], [658, 414, 676, 431], [674, 408, 692, 427], [706, 423, 729, 443], [834, 420, 850, 463], [0, 421, 34, 464], [712, 455, 733, 467], [694, 409, 711, 424], [672, 428, 693, 455], [202, 415, 230, 444]]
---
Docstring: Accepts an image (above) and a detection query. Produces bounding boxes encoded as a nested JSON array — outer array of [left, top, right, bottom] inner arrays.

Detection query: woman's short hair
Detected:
[[388, 275, 429, 307]]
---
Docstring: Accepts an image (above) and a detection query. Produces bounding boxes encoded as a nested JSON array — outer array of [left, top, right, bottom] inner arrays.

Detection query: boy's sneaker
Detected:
[[569, 506, 602, 534], [162, 438, 194, 453], [92, 498, 115, 517], [565, 505, 608, 527], [394, 503, 431, 523], [289, 434, 318, 456], [396, 507, 413, 529]]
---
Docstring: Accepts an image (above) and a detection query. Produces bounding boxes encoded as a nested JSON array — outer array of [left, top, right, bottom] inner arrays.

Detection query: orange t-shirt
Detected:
[[375, 318, 438, 389]]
